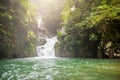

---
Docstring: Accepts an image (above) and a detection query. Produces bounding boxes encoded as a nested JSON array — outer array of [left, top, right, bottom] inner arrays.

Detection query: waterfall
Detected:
[[36, 36, 57, 57], [37, 15, 44, 29], [36, 15, 57, 58]]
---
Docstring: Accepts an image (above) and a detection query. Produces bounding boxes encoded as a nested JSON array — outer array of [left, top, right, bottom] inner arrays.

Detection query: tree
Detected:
[[56, 0, 120, 58], [0, 0, 37, 59]]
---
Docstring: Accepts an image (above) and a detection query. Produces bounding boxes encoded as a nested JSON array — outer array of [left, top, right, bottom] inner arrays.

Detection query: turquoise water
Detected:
[[0, 58, 120, 80]]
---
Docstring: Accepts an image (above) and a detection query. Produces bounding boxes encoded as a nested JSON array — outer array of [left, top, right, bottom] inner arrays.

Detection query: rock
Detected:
[[104, 41, 120, 59], [55, 43, 75, 58], [105, 41, 112, 49], [37, 38, 46, 46]]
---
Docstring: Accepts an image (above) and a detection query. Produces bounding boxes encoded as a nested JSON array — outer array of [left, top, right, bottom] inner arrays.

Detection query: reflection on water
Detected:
[[0, 58, 120, 80]]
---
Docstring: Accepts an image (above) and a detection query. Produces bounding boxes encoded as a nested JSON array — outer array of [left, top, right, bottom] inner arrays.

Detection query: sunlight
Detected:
[[0, 0, 120, 80], [71, 5, 75, 12], [29, 0, 56, 5], [29, 0, 62, 17], [44, 0, 54, 3]]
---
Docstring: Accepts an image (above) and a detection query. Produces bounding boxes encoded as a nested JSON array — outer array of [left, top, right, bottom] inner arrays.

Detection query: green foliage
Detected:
[[27, 31, 37, 42], [0, 0, 37, 58], [57, 31, 65, 40], [25, 30, 37, 54], [57, 0, 120, 58], [0, 29, 11, 37], [89, 33, 98, 41], [0, 28, 12, 58]]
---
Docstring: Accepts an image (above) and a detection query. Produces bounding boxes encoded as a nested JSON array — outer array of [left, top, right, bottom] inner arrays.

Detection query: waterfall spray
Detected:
[[36, 15, 57, 58]]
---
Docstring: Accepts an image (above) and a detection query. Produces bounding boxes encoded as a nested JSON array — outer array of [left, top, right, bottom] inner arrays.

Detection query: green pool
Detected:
[[0, 58, 120, 80]]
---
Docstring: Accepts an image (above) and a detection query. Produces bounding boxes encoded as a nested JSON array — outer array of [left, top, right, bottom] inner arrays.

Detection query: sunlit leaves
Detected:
[[89, 33, 98, 41], [58, 0, 120, 57], [25, 30, 37, 54], [0, 0, 37, 58], [28, 31, 37, 41], [62, 0, 74, 25]]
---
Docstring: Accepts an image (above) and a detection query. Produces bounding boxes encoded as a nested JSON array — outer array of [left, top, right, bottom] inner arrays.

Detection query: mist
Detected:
[[29, 0, 64, 36]]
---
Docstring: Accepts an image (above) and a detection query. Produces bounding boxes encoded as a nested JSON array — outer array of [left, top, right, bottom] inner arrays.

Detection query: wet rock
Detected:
[[37, 38, 46, 46], [104, 41, 120, 59]]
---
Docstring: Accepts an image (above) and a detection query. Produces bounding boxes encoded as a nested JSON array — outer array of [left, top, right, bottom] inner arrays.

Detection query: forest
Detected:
[[55, 0, 120, 58], [0, 0, 37, 58], [0, 0, 120, 59]]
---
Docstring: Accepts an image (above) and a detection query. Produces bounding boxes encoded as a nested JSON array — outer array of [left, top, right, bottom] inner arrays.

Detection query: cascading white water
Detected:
[[37, 16, 42, 29], [36, 36, 57, 57], [36, 15, 57, 58]]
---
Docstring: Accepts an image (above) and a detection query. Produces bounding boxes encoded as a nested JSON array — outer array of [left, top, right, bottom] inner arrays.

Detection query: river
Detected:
[[0, 58, 120, 80]]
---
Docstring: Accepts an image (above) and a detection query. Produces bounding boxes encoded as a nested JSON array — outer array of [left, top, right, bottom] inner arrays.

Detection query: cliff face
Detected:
[[55, 0, 120, 58], [0, 0, 37, 59], [11, 17, 38, 58]]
